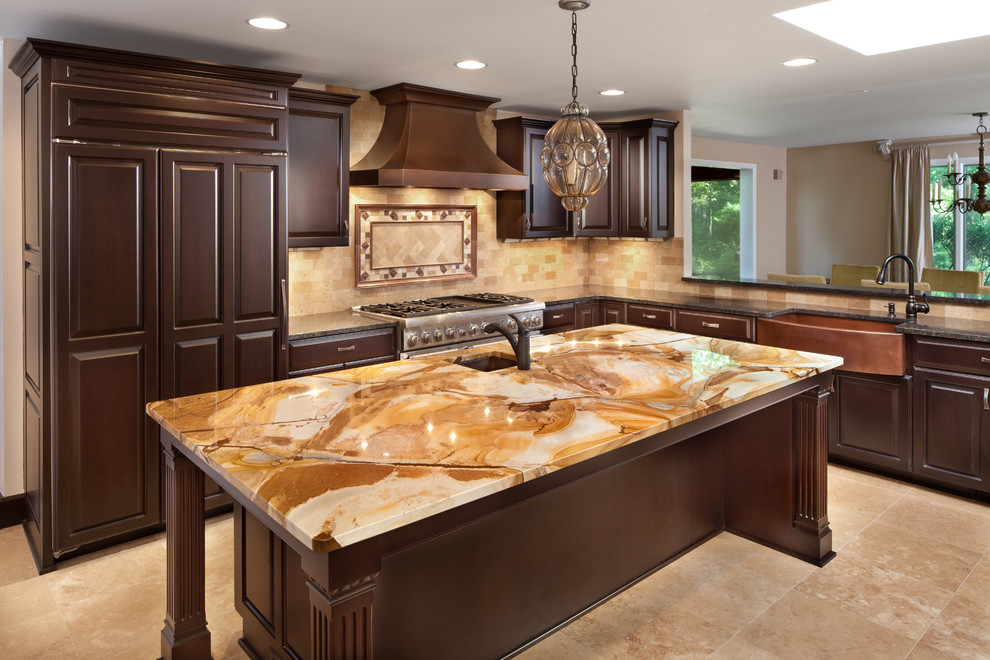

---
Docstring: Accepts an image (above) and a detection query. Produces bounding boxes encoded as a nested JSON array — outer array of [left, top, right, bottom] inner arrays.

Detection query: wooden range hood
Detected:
[[350, 83, 527, 190]]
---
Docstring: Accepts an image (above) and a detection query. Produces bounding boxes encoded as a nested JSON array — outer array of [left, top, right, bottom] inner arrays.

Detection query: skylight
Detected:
[[774, 0, 990, 55]]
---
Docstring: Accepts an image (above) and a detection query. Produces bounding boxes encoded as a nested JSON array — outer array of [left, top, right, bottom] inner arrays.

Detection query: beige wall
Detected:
[[786, 141, 891, 278], [691, 137, 788, 278], [1, 38, 24, 496]]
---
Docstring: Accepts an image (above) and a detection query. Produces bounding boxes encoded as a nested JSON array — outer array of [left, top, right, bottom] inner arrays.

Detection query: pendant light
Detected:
[[541, 0, 610, 212]]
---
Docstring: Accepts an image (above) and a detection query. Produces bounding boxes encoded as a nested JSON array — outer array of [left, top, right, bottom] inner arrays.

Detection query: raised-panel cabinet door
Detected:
[[576, 129, 619, 237], [620, 129, 649, 238], [162, 150, 286, 397], [527, 129, 570, 236], [53, 144, 160, 550], [828, 372, 913, 473], [913, 367, 990, 490]]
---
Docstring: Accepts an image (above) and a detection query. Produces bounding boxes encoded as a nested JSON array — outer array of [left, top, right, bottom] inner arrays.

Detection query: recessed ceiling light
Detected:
[[456, 60, 487, 70], [774, 0, 990, 56], [782, 57, 819, 67], [247, 17, 289, 30], [599, 89, 625, 96]]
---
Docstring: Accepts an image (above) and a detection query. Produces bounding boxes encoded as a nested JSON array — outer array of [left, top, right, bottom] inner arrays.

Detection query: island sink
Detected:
[[758, 312, 906, 375], [454, 355, 518, 372]]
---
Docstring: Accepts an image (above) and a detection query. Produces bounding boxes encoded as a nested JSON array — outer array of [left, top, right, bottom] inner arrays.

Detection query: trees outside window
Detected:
[[691, 172, 741, 280], [931, 162, 990, 284]]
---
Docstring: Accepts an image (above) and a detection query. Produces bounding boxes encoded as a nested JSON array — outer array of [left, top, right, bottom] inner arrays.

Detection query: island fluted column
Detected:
[[160, 434, 211, 659]]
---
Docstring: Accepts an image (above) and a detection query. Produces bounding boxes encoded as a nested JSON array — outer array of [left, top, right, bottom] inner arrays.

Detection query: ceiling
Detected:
[[4, 0, 990, 148]]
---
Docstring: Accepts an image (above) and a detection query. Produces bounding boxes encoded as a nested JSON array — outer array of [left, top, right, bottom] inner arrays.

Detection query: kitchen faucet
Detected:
[[483, 314, 531, 370], [876, 254, 931, 321]]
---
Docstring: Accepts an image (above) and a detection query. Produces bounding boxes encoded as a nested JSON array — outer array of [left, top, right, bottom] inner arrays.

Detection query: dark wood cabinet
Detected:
[[575, 302, 599, 329], [676, 310, 755, 342], [627, 304, 675, 330], [53, 143, 161, 551], [574, 129, 620, 237], [288, 328, 397, 377], [287, 88, 359, 248], [542, 303, 576, 334], [912, 337, 990, 494], [161, 150, 287, 397], [828, 372, 913, 474], [493, 117, 571, 239], [576, 118, 678, 239], [913, 368, 990, 491], [601, 301, 626, 325], [11, 38, 298, 569]]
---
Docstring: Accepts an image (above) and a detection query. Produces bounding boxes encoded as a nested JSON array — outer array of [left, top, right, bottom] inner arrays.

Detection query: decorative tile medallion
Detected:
[[354, 205, 478, 287]]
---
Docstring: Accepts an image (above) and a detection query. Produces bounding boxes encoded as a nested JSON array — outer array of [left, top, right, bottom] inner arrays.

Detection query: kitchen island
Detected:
[[147, 325, 842, 659]]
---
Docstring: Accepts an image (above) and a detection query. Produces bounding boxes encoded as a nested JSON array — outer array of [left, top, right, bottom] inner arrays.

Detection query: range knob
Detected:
[[445, 327, 456, 339], [433, 329, 444, 342], [529, 316, 541, 328], [507, 318, 518, 331], [468, 324, 481, 337], [420, 331, 432, 344], [407, 334, 420, 347], [458, 327, 467, 337]]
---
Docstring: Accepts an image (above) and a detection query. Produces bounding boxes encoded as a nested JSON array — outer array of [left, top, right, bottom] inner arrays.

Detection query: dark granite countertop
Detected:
[[288, 284, 990, 344]]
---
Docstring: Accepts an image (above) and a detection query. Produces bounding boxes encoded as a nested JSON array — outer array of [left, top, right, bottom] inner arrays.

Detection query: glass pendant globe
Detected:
[[541, 101, 610, 212]]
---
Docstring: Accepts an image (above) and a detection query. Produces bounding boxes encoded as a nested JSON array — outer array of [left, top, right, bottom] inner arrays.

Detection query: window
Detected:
[[931, 160, 990, 284], [689, 162, 755, 280]]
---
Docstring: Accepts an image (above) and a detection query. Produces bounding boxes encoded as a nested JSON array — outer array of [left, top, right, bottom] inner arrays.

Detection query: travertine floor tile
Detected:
[[0, 575, 59, 629], [794, 552, 952, 638], [736, 589, 917, 659], [876, 491, 990, 554], [515, 630, 601, 659], [0, 526, 40, 588], [0, 610, 76, 659], [842, 522, 982, 592], [827, 470, 906, 519], [829, 464, 915, 494], [955, 555, 990, 604], [690, 533, 815, 587], [827, 504, 876, 550], [916, 592, 990, 660], [708, 635, 784, 659]]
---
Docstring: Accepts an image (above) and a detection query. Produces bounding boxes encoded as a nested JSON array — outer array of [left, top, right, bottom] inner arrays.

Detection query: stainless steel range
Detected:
[[355, 293, 544, 357]]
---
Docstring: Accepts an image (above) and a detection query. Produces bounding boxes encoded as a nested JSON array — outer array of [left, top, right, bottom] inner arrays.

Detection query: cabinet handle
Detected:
[[643, 314, 657, 319], [984, 388, 988, 411], [280, 278, 288, 351], [336, 345, 356, 352], [981, 357, 990, 364], [551, 314, 564, 320], [702, 321, 720, 329]]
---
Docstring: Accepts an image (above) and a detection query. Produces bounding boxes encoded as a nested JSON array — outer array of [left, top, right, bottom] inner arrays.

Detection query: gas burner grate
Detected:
[[453, 293, 535, 304], [359, 299, 478, 318]]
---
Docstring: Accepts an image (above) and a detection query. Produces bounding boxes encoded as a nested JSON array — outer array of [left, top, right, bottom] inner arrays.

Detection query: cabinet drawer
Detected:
[[288, 328, 395, 374], [676, 311, 755, 342], [627, 304, 674, 330], [543, 303, 575, 332], [913, 337, 990, 375], [53, 84, 287, 150]]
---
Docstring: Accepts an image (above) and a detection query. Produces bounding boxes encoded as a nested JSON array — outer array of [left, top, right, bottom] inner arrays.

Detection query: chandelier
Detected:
[[933, 112, 990, 216], [541, 0, 610, 212]]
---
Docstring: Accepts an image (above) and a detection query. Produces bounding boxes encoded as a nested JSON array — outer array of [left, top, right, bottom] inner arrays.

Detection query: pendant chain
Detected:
[[570, 11, 579, 103]]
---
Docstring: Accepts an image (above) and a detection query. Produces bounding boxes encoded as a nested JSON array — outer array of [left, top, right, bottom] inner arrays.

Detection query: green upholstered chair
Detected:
[[830, 264, 881, 287], [920, 268, 984, 294], [859, 279, 932, 292], [767, 272, 827, 284]]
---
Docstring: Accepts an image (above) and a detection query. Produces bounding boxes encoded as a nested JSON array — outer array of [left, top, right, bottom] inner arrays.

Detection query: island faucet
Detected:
[[483, 314, 531, 370], [876, 253, 931, 321]]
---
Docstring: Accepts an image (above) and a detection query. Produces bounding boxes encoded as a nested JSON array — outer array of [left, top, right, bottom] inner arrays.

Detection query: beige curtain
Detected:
[[888, 144, 933, 281]]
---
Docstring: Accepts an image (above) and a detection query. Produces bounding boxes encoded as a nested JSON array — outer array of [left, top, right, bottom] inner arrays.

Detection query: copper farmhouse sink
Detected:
[[757, 313, 906, 376]]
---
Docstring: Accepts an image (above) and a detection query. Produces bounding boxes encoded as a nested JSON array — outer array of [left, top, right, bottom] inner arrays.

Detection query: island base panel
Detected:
[[235, 388, 831, 659]]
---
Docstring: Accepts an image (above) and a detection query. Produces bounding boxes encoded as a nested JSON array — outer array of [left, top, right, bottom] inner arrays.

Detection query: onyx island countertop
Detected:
[[146, 325, 842, 552], [289, 284, 990, 344]]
